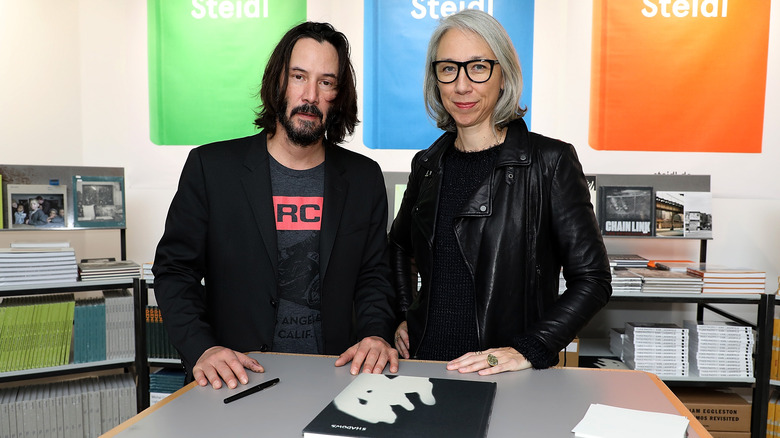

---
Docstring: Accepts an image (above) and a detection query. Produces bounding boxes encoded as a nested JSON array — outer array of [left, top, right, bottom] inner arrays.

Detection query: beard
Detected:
[[279, 101, 330, 146]]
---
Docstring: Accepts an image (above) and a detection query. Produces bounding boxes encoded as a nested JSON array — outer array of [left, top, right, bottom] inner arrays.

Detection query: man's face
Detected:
[[278, 37, 339, 146]]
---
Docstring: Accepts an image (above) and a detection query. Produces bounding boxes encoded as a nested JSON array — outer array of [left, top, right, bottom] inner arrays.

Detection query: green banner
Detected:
[[148, 0, 307, 145]]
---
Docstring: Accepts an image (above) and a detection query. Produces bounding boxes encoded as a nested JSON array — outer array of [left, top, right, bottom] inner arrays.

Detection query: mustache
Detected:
[[290, 104, 323, 120]]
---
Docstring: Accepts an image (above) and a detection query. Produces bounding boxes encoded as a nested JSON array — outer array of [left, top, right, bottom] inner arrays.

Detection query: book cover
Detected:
[[655, 191, 713, 238], [589, 0, 771, 153], [599, 186, 654, 236], [302, 373, 496, 437]]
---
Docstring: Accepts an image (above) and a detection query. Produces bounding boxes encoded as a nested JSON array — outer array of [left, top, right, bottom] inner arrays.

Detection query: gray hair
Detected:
[[423, 9, 526, 132]]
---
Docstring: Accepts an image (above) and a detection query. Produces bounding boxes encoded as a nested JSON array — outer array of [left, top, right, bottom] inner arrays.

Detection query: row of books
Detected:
[[0, 295, 75, 371], [610, 321, 754, 378], [768, 317, 780, 381], [0, 290, 134, 372], [768, 389, 780, 438], [0, 374, 136, 438], [605, 254, 767, 294], [149, 369, 186, 406], [145, 305, 179, 360]]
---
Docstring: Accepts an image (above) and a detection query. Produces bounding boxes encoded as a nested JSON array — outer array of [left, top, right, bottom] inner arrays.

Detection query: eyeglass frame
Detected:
[[431, 59, 500, 84]]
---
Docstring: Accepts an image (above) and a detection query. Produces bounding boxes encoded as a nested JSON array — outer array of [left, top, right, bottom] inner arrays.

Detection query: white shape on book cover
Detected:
[[303, 373, 496, 437], [334, 374, 435, 424]]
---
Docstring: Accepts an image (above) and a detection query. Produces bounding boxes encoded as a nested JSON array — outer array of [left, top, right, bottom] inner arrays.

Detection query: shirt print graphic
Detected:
[[273, 196, 323, 230]]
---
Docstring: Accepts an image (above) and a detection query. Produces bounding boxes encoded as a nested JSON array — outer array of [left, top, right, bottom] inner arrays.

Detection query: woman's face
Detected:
[[435, 29, 503, 132]]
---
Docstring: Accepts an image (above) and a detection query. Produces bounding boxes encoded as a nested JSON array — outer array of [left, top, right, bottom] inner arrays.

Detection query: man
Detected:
[[153, 22, 398, 390]]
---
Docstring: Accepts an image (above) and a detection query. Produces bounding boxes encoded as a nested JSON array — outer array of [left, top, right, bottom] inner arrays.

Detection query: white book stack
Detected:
[[686, 264, 766, 294], [683, 320, 754, 378], [142, 262, 154, 282], [626, 267, 703, 294], [610, 268, 643, 294], [609, 327, 627, 360], [0, 245, 78, 287], [624, 322, 689, 377]]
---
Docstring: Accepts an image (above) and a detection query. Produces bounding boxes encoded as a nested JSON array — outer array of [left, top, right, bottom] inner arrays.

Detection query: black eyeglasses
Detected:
[[432, 59, 500, 84]]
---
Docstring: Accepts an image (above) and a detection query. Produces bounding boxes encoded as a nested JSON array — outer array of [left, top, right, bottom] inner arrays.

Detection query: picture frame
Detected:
[[6, 184, 69, 229], [73, 175, 126, 228]]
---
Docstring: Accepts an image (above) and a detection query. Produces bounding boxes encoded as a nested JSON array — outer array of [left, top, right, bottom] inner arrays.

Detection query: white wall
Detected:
[[1, 0, 778, 297]]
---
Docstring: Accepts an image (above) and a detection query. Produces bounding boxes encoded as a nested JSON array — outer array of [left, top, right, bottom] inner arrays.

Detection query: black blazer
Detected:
[[153, 133, 396, 373]]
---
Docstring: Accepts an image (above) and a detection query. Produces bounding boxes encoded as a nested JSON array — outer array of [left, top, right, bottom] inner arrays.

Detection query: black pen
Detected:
[[223, 377, 280, 404]]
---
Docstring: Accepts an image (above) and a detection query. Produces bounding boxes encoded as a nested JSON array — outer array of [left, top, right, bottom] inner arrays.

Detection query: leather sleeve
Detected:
[[387, 150, 426, 318], [518, 143, 612, 367]]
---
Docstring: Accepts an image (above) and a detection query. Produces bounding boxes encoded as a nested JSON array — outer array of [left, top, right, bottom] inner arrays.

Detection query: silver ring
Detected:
[[487, 354, 498, 367]]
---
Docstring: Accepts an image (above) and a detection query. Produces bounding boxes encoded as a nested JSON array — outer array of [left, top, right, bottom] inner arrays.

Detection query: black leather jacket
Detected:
[[388, 119, 612, 368]]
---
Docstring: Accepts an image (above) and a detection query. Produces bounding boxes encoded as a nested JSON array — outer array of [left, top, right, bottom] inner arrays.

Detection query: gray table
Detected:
[[103, 352, 709, 437]]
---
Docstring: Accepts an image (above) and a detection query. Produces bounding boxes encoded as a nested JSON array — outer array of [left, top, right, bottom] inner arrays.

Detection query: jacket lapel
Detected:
[[320, 147, 347, 282], [240, 134, 279, 275]]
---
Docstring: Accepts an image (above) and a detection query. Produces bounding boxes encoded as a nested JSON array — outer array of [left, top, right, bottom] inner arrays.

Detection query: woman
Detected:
[[388, 9, 612, 375]]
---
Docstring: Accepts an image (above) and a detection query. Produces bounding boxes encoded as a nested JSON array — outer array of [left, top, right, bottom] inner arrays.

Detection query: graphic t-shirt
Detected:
[[270, 157, 325, 354]]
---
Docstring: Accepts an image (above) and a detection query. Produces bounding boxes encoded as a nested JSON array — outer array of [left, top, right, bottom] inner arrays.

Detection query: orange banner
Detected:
[[589, 0, 770, 153]]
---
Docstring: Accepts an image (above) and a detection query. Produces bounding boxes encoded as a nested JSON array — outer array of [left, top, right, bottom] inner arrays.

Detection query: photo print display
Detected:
[[598, 186, 654, 237], [73, 176, 126, 228], [6, 184, 68, 228]]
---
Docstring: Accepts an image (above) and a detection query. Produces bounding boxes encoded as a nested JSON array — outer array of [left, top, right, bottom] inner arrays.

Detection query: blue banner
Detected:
[[364, 0, 534, 150]]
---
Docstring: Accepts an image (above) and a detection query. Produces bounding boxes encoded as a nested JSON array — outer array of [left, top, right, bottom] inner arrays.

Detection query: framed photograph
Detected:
[[73, 175, 126, 228], [6, 184, 69, 229]]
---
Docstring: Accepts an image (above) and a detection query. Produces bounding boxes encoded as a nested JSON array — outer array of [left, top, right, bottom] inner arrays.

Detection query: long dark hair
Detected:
[[254, 22, 358, 145]]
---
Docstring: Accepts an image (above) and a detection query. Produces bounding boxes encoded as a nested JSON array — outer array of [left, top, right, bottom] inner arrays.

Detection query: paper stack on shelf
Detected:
[[684, 320, 754, 378], [686, 264, 766, 294], [610, 268, 643, 294], [0, 246, 78, 286], [624, 322, 689, 377], [78, 260, 141, 282], [626, 267, 703, 293]]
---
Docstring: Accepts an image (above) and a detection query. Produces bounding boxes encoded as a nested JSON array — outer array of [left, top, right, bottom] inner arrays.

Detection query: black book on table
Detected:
[[302, 373, 496, 438]]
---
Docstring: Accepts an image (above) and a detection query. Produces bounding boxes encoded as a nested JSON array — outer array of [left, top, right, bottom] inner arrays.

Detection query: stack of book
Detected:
[[686, 264, 766, 294], [0, 246, 78, 286], [149, 368, 186, 405], [610, 268, 643, 294], [608, 254, 649, 269], [684, 320, 754, 378], [78, 260, 141, 282], [142, 262, 154, 282], [624, 322, 689, 377], [627, 267, 703, 293], [0, 294, 75, 371]]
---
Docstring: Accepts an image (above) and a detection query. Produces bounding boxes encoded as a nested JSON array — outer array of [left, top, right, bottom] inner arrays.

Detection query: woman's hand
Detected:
[[394, 321, 410, 359], [447, 347, 532, 375]]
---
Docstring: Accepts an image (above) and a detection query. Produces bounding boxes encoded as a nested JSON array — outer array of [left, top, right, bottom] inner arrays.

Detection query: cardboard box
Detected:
[[710, 432, 750, 438], [673, 388, 751, 432], [558, 338, 579, 367]]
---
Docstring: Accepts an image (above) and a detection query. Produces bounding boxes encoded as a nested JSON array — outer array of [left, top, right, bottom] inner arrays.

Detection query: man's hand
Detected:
[[334, 336, 399, 375], [193, 346, 265, 389]]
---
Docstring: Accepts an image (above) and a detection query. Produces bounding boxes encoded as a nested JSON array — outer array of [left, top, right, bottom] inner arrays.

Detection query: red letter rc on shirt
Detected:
[[273, 196, 323, 231]]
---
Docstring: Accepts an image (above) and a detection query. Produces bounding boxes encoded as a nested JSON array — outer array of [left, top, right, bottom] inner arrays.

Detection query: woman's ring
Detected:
[[487, 354, 498, 367]]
